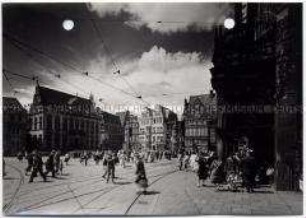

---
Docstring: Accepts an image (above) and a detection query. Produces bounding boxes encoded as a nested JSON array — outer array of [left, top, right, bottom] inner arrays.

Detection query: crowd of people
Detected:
[[14, 148, 154, 194], [178, 144, 273, 193], [10, 143, 273, 194]]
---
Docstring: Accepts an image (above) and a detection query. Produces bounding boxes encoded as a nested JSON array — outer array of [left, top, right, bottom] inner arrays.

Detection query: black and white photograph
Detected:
[[2, 2, 303, 216]]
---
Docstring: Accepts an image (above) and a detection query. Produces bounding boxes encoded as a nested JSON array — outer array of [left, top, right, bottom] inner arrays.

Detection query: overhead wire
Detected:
[[86, 4, 144, 101], [6, 37, 90, 98], [3, 31, 145, 104]]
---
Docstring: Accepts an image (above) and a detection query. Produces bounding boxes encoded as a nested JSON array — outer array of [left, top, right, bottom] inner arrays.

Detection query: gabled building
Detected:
[[3, 97, 28, 156], [182, 92, 217, 152], [99, 110, 123, 151], [138, 105, 178, 152], [29, 85, 100, 152]]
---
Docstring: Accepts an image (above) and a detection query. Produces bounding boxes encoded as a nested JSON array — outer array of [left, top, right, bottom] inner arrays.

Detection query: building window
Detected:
[[47, 115, 52, 130], [55, 116, 60, 130], [34, 117, 38, 130], [38, 116, 43, 130]]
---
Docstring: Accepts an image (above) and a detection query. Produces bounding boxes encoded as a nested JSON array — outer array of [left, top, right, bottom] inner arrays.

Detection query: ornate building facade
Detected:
[[99, 110, 124, 151], [29, 85, 100, 152], [182, 93, 217, 152], [116, 111, 140, 152], [3, 97, 28, 155], [210, 3, 302, 190], [138, 105, 178, 152]]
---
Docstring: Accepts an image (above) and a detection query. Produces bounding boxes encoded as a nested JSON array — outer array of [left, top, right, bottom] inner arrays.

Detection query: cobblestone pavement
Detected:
[[2, 157, 303, 216]]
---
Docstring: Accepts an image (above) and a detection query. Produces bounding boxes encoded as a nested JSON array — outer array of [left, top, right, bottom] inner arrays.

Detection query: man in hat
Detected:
[[29, 150, 47, 183], [241, 150, 256, 192], [54, 150, 61, 174], [45, 150, 56, 177], [105, 153, 116, 183]]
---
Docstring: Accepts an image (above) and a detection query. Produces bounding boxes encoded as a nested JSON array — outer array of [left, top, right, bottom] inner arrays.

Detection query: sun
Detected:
[[62, 19, 75, 31]]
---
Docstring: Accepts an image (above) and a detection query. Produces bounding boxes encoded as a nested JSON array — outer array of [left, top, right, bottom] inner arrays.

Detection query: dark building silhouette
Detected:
[[211, 3, 302, 190], [99, 110, 123, 151], [3, 97, 28, 156], [29, 85, 100, 152]]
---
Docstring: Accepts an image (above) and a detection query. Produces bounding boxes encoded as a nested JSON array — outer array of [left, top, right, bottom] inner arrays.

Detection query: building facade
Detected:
[[116, 111, 140, 152], [210, 3, 302, 190], [3, 97, 28, 156], [29, 85, 100, 152], [138, 105, 178, 152], [182, 93, 217, 153], [99, 110, 124, 151]]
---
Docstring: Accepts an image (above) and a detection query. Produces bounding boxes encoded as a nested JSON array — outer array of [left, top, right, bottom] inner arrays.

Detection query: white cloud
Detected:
[[88, 3, 232, 33], [11, 46, 212, 116]]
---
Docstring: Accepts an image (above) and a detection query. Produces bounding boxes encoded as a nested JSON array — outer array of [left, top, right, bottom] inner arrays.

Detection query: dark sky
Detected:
[[3, 3, 231, 115]]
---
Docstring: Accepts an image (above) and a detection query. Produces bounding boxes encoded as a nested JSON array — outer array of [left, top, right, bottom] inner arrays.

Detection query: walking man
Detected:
[[45, 150, 56, 177], [54, 150, 61, 174], [25, 151, 34, 176], [105, 153, 116, 183], [29, 150, 47, 183]]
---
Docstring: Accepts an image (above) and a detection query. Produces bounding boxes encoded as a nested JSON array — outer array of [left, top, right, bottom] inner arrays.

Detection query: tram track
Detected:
[[6, 161, 173, 199], [124, 169, 178, 215], [12, 165, 177, 214], [3, 164, 25, 214]]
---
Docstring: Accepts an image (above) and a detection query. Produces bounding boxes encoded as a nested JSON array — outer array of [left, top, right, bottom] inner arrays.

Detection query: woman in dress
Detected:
[[196, 152, 209, 187], [210, 158, 224, 190], [135, 154, 148, 194]]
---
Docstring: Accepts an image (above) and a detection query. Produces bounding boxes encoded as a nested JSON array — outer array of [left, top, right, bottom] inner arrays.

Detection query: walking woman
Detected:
[[135, 154, 148, 194], [210, 158, 224, 190], [196, 152, 209, 187]]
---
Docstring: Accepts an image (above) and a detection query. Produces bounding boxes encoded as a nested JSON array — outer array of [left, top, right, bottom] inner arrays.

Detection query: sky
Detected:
[[3, 3, 232, 117]]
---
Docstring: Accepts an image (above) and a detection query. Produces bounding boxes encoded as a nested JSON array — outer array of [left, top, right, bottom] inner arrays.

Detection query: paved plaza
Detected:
[[3, 158, 303, 216]]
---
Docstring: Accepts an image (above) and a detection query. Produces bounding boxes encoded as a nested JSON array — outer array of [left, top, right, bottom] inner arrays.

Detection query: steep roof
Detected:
[[35, 86, 92, 106], [115, 111, 129, 125], [3, 97, 26, 113], [100, 111, 121, 125], [188, 94, 217, 107]]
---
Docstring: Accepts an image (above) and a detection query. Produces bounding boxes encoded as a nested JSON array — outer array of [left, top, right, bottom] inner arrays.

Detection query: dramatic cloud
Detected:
[[88, 3, 232, 33], [6, 45, 212, 117]]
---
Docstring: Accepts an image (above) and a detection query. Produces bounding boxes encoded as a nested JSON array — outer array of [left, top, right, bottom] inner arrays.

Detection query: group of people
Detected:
[[22, 149, 65, 183], [81, 150, 149, 193], [178, 145, 262, 193]]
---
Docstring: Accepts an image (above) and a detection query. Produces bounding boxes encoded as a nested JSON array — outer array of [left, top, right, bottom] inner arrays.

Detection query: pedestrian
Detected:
[[210, 158, 224, 190], [17, 152, 23, 162], [241, 151, 256, 192], [196, 152, 209, 187], [29, 150, 47, 183], [190, 152, 197, 172], [183, 153, 190, 171], [45, 150, 56, 178], [25, 151, 34, 176], [119, 152, 126, 168], [64, 153, 70, 166], [101, 153, 108, 178], [178, 152, 185, 170], [135, 154, 148, 194], [54, 150, 61, 174], [94, 150, 100, 165], [3, 159, 6, 177], [105, 153, 116, 183], [83, 151, 89, 166]]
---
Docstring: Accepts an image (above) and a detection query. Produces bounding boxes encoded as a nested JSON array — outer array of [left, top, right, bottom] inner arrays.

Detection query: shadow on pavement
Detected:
[[114, 181, 133, 185], [252, 190, 274, 194], [3, 177, 18, 180], [144, 191, 160, 195]]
